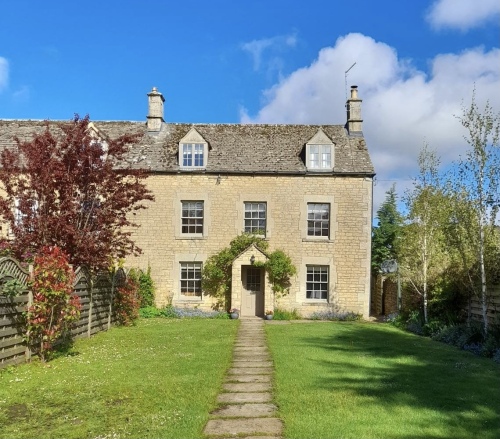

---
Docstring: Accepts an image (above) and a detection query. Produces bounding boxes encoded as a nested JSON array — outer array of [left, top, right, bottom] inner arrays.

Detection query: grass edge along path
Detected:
[[0, 318, 239, 439], [266, 321, 500, 439]]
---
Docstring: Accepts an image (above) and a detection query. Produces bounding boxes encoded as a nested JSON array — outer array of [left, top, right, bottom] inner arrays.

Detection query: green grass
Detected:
[[266, 321, 500, 439], [0, 318, 239, 439]]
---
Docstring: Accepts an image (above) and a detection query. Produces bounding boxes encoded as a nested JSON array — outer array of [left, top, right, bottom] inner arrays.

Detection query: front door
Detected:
[[241, 266, 264, 317]]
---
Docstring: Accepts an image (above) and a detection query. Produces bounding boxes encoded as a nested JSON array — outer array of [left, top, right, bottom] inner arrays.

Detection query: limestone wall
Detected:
[[126, 173, 373, 318]]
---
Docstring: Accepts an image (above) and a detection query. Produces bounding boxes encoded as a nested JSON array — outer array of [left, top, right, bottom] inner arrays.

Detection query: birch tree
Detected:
[[400, 144, 447, 323], [448, 94, 500, 334]]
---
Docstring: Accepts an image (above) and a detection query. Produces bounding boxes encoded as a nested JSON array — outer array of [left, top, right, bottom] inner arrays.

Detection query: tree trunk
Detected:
[[479, 222, 488, 334]]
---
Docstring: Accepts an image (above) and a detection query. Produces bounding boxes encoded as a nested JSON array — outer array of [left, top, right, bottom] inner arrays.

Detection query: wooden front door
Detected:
[[241, 266, 264, 317]]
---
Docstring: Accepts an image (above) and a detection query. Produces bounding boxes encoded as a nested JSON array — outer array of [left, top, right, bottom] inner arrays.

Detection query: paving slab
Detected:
[[234, 348, 269, 354], [204, 417, 282, 436], [225, 375, 271, 383], [223, 382, 271, 392], [232, 360, 273, 368], [235, 341, 267, 346], [232, 353, 270, 358], [210, 403, 277, 418], [217, 392, 272, 403], [228, 367, 273, 375]]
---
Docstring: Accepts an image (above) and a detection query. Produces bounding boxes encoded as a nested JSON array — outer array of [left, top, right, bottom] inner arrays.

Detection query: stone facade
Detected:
[[127, 173, 373, 317]]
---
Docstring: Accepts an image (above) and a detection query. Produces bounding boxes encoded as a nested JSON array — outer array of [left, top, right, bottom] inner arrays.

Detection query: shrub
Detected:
[[431, 322, 500, 359], [310, 309, 361, 321], [128, 267, 155, 308], [273, 308, 301, 320], [139, 305, 228, 319], [405, 310, 424, 335], [26, 246, 81, 362], [160, 305, 181, 319], [493, 349, 500, 364], [138, 266, 155, 307], [114, 277, 140, 326], [422, 319, 446, 337], [385, 312, 406, 329], [139, 306, 163, 318]]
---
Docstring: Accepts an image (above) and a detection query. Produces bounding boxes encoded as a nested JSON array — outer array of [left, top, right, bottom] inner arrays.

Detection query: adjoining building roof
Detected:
[[0, 119, 374, 175]]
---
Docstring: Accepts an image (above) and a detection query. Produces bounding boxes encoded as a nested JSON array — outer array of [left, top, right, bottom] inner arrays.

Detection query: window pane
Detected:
[[306, 266, 328, 300], [183, 144, 192, 167], [181, 201, 204, 234], [307, 203, 330, 237], [244, 202, 266, 236], [308, 144, 331, 169], [247, 267, 261, 291], [194, 144, 204, 166], [320, 145, 331, 168], [180, 262, 202, 297], [181, 143, 205, 168]]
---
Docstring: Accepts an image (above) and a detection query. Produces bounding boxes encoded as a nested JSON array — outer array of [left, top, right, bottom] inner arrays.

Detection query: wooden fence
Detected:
[[468, 287, 500, 325], [0, 257, 126, 369], [371, 273, 500, 326]]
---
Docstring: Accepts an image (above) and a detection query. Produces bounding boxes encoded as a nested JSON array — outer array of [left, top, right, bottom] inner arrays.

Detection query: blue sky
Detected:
[[1, 0, 499, 211]]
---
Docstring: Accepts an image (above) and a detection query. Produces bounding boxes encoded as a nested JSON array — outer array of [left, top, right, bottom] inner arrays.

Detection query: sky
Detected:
[[1, 0, 499, 214]]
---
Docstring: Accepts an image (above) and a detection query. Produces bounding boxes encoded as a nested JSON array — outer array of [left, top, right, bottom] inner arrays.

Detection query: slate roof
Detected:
[[0, 120, 374, 175]]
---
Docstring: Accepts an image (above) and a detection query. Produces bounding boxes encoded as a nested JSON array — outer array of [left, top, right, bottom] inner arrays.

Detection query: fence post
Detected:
[[25, 264, 34, 363], [87, 274, 93, 338], [108, 271, 115, 330]]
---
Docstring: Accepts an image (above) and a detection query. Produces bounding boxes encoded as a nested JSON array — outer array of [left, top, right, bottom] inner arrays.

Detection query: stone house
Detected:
[[0, 86, 374, 318]]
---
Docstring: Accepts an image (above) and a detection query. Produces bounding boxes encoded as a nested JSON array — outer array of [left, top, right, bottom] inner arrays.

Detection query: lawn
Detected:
[[266, 321, 500, 439], [0, 319, 239, 439]]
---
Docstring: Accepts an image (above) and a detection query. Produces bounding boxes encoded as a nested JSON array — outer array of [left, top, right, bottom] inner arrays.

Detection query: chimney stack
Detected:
[[346, 85, 363, 135], [147, 87, 165, 131]]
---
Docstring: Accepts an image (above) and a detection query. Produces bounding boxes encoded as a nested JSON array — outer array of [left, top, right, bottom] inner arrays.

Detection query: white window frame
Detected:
[[244, 202, 267, 237], [180, 262, 203, 298], [306, 265, 329, 300], [307, 144, 332, 170], [181, 143, 206, 168], [181, 201, 204, 235], [307, 203, 330, 238]]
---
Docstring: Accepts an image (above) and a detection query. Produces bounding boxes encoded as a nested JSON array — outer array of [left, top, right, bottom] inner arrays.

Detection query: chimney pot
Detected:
[[350, 85, 358, 99]]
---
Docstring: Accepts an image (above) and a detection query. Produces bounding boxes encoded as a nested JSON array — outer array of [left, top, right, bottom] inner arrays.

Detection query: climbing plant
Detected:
[[201, 234, 296, 309]]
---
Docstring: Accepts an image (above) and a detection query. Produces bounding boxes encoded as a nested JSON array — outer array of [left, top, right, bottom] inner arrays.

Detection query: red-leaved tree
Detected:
[[0, 115, 154, 270]]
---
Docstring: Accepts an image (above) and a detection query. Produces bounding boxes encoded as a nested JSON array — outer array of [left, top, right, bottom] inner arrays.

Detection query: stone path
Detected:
[[203, 318, 282, 438]]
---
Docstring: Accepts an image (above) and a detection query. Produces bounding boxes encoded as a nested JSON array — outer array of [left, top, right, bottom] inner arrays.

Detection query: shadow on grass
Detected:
[[297, 323, 500, 438]]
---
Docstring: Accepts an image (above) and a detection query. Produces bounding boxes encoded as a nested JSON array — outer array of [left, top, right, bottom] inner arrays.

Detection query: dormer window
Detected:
[[182, 143, 205, 167], [306, 129, 334, 172], [179, 128, 208, 170], [309, 145, 331, 169]]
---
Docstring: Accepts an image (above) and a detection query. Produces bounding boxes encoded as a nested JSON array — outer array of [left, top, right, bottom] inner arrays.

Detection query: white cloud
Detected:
[[0, 57, 8, 92], [241, 32, 297, 71], [240, 33, 500, 214], [426, 0, 500, 31]]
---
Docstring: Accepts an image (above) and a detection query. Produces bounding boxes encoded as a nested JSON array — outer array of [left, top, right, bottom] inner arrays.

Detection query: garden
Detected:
[[1, 317, 499, 439]]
